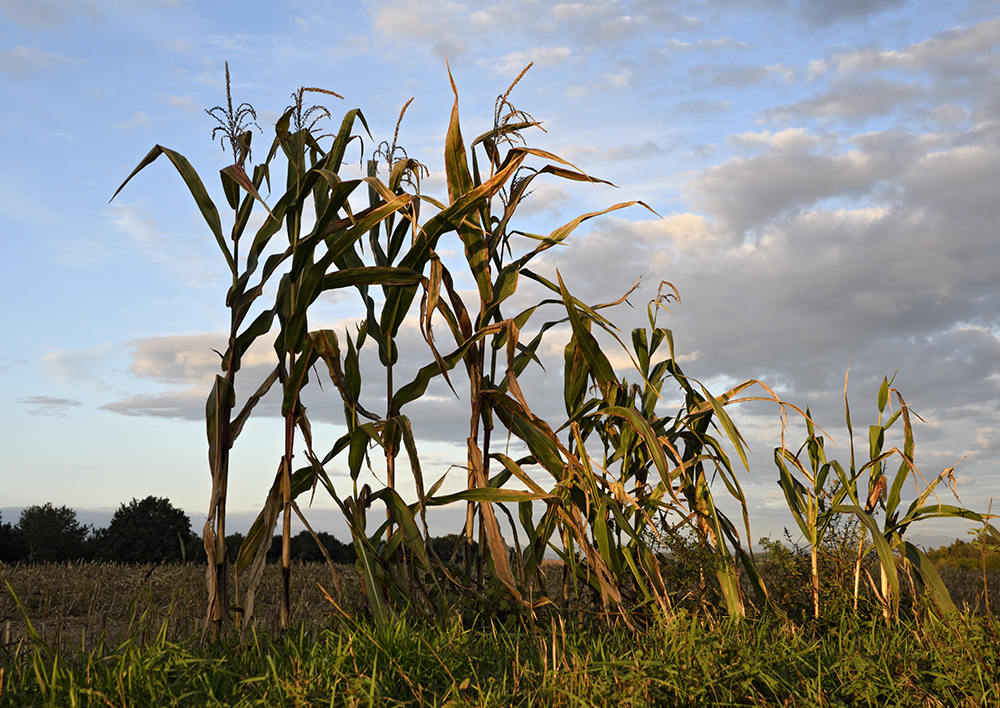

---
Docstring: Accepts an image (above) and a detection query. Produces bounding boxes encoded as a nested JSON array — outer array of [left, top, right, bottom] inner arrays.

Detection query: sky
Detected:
[[2, 0, 999, 550]]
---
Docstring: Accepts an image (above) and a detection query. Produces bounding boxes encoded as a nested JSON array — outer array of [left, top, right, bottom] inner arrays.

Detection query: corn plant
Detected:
[[487, 280, 793, 618], [113, 62, 971, 631], [774, 409, 853, 618], [114, 67, 421, 637], [786, 374, 1000, 621]]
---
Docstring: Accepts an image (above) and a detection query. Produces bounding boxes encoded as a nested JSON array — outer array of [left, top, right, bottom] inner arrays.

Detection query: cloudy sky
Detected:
[[2, 0, 998, 548]]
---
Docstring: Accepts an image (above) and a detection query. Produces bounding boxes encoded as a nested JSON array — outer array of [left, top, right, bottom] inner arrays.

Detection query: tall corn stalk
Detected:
[[115, 68, 418, 636]]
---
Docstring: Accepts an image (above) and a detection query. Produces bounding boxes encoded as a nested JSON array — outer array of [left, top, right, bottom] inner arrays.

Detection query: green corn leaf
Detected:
[[428, 487, 550, 506], [563, 335, 590, 417], [206, 375, 235, 477], [833, 504, 899, 607], [355, 539, 391, 628], [231, 365, 280, 442], [886, 456, 913, 518], [601, 405, 678, 489], [592, 503, 622, 578], [490, 392, 567, 478], [112, 144, 234, 274], [282, 339, 318, 417], [444, 64, 476, 204], [368, 487, 430, 569], [221, 163, 274, 219], [869, 424, 884, 460], [775, 449, 813, 543], [896, 389, 915, 461], [558, 272, 617, 396], [901, 541, 958, 617], [326, 108, 370, 173], [227, 308, 275, 374], [878, 376, 890, 413], [696, 383, 752, 471]]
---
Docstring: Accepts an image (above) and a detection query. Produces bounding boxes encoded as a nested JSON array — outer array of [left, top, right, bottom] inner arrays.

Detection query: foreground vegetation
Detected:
[[2, 595, 998, 707], [2, 558, 999, 706]]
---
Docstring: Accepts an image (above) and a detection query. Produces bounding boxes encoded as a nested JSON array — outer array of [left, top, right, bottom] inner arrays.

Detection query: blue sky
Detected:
[[2, 0, 998, 548]]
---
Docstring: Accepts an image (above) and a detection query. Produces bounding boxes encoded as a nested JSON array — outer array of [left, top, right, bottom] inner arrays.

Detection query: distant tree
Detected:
[[224, 532, 245, 564], [0, 510, 17, 562], [98, 496, 194, 563], [928, 534, 1000, 571], [266, 530, 355, 564], [14, 503, 90, 562], [429, 534, 478, 563]]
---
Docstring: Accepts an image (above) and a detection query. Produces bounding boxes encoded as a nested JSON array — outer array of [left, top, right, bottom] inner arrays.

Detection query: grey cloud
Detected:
[[669, 98, 735, 117], [762, 19, 1000, 127], [371, 0, 702, 64], [99, 333, 278, 421], [0, 0, 100, 28], [562, 139, 672, 164], [703, 0, 923, 32], [829, 16, 1000, 77], [902, 143, 1000, 222], [100, 388, 204, 420], [797, 0, 907, 27], [522, 109, 1000, 453], [688, 63, 794, 89], [0, 45, 83, 80], [0, 355, 27, 374], [764, 78, 925, 123], [691, 144, 896, 239], [665, 37, 748, 52], [16, 396, 84, 417], [39, 346, 116, 388], [125, 334, 230, 385]]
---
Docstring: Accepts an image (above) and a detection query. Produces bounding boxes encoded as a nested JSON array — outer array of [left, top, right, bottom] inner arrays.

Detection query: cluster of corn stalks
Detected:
[[113, 63, 998, 639]]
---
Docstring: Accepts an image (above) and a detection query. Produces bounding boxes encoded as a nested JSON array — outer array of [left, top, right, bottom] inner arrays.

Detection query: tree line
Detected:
[[0, 497, 355, 565]]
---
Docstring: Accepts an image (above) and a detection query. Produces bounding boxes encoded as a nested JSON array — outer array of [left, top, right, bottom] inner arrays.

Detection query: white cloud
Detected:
[[481, 46, 573, 76], [727, 127, 826, 153], [163, 95, 199, 112], [125, 333, 279, 386], [566, 69, 635, 97], [666, 37, 748, 51], [39, 344, 121, 388], [112, 112, 153, 130]]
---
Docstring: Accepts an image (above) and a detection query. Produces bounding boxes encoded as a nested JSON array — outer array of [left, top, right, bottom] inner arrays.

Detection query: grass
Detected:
[[2, 596, 998, 706], [3, 562, 1000, 707]]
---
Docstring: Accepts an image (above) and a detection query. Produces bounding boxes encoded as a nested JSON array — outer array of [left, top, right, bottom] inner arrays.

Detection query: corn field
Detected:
[[101, 62, 1000, 640]]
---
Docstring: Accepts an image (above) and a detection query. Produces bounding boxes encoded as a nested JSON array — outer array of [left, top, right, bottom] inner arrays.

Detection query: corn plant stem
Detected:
[[477, 338, 500, 585], [854, 535, 864, 611], [208, 240, 241, 643], [811, 545, 819, 619], [386, 342, 395, 533], [281, 349, 297, 631], [465, 361, 483, 582]]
